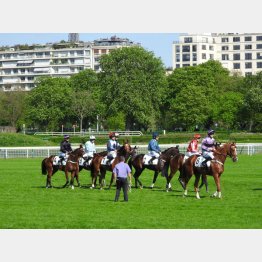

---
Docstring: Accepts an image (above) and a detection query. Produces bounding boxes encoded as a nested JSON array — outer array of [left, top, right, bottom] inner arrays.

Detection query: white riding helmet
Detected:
[[90, 135, 96, 140]]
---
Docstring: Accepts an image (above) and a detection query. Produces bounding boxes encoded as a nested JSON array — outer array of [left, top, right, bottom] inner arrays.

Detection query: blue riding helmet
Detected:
[[64, 135, 70, 139], [208, 130, 215, 136], [152, 132, 159, 139]]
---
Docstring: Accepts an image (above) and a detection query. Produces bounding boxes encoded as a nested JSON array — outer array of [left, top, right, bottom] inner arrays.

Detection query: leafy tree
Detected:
[[25, 77, 72, 131], [99, 46, 168, 130], [0, 91, 27, 128]]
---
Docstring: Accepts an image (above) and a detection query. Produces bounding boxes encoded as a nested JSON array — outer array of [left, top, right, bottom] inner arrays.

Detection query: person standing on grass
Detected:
[[113, 156, 132, 202]]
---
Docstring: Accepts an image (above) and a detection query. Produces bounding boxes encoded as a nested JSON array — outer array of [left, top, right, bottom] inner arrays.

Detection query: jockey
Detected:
[[59, 134, 73, 162], [115, 132, 121, 150], [106, 132, 117, 164], [186, 134, 201, 157], [148, 132, 161, 164], [84, 135, 96, 163], [201, 129, 216, 167]]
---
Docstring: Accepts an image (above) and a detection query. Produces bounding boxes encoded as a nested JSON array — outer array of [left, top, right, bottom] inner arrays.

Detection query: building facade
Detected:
[[0, 36, 138, 91], [172, 33, 262, 76]]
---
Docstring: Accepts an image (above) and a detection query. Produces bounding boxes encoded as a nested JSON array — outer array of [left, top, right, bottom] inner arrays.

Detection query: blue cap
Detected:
[[152, 132, 159, 138]]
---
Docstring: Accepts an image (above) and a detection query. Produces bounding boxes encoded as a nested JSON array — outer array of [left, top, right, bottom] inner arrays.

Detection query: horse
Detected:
[[78, 150, 108, 188], [179, 142, 238, 199], [128, 146, 180, 189], [91, 140, 135, 189], [41, 145, 85, 189], [166, 153, 208, 192]]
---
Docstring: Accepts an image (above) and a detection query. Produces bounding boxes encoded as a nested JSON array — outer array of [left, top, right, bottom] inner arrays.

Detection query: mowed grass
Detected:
[[0, 155, 261, 229]]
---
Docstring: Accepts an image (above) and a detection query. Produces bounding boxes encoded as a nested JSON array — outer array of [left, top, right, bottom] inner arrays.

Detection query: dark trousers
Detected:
[[115, 177, 128, 202]]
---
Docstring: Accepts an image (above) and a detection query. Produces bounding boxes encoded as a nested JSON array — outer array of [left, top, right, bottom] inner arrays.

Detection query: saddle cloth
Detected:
[[195, 156, 211, 168], [79, 157, 92, 167], [53, 156, 66, 166], [101, 156, 115, 166], [143, 154, 158, 165]]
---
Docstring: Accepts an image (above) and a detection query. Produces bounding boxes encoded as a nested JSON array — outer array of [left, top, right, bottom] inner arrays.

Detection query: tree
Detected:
[[99, 46, 168, 130], [25, 77, 72, 131]]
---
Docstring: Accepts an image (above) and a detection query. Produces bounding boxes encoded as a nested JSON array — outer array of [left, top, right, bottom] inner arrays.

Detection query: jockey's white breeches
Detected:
[[202, 150, 214, 159], [83, 152, 94, 158], [148, 151, 160, 158], [108, 151, 117, 158]]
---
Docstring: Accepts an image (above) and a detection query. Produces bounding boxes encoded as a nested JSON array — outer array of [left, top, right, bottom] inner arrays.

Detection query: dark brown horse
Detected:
[[166, 153, 208, 192], [179, 142, 238, 199], [41, 145, 85, 189], [128, 146, 180, 189], [91, 140, 135, 189]]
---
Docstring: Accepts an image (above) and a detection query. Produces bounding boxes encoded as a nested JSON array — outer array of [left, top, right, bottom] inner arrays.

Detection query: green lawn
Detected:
[[0, 155, 261, 229]]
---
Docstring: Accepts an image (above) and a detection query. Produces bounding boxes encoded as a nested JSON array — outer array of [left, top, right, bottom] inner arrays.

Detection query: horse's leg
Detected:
[[99, 170, 106, 190], [108, 172, 114, 189], [63, 167, 69, 188], [199, 174, 209, 192], [75, 171, 81, 187], [134, 168, 143, 189], [166, 166, 178, 192], [46, 167, 53, 188], [70, 171, 75, 190], [150, 171, 159, 188], [194, 174, 201, 199], [211, 173, 221, 198]]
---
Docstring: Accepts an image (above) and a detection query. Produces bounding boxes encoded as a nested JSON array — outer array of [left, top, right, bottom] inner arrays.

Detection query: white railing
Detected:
[[0, 143, 262, 159], [33, 130, 143, 136]]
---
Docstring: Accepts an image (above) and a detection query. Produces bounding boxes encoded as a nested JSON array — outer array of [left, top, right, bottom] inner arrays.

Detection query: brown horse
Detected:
[[128, 146, 180, 189], [166, 153, 208, 192], [180, 142, 238, 199], [91, 140, 135, 189], [41, 145, 85, 189]]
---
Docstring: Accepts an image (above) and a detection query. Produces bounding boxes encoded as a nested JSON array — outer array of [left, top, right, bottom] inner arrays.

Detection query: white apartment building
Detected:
[[172, 33, 262, 76], [0, 36, 138, 91]]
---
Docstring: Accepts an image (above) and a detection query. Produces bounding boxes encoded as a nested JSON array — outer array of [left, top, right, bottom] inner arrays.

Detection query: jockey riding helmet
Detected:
[[109, 132, 116, 138], [194, 134, 201, 139], [152, 132, 159, 139], [90, 135, 96, 140], [208, 129, 215, 136], [64, 135, 70, 139]]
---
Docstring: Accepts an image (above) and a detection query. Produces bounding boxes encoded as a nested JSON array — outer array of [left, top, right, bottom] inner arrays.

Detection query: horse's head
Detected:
[[118, 140, 132, 156], [226, 142, 238, 162], [161, 146, 180, 161], [71, 144, 85, 159]]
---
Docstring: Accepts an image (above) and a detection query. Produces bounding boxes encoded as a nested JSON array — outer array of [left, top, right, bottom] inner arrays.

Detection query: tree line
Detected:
[[0, 46, 261, 132]]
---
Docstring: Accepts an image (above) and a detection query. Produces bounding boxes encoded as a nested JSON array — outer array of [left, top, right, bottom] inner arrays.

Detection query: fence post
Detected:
[[5, 149, 8, 159]]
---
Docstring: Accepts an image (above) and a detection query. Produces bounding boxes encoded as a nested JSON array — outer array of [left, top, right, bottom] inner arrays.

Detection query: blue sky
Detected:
[[0, 33, 180, 68]]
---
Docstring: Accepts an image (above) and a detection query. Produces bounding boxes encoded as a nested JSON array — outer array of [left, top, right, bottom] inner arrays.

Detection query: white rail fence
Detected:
[[34, 131, 143, 136], [0, 143, 261, 159]]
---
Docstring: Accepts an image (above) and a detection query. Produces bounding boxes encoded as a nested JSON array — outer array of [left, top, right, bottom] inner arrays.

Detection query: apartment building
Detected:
[[0, 36, 138, 91], [172, 33, 262, 76]]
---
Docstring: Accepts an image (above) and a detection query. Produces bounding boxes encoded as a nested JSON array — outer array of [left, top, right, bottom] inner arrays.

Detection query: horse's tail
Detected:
[[41, 158, 47, 175]]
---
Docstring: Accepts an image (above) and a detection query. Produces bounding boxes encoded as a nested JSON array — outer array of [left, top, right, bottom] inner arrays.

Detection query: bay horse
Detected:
[[41, 145, 85, 189], [179, 142, 238, 199], [128, 146, 180, 189], [91, 140, 135, 189], [166, 153, 208, 192]]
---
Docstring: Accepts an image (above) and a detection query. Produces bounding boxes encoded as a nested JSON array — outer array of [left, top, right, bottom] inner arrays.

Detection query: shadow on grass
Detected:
[[253, 188, 262, 190]]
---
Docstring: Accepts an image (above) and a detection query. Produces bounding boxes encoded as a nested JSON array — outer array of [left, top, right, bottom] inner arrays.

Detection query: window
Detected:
[[233, 53, 240, 60], [202, 53, 206, 59], [256, 36, 262, 41], [245, 62, 252, 69], [28, 77, 34, 81], [245, 72, 252, 76], [193, 53, 197, 61], [210, 54, 214, 60], [233, 45, 240, 50], [245, 44, 252, 49], [176, 54, 180, 62], [257, 62, 262, 68], [222, 54, 229, 60], [184, 37, 192, 43], [176, 64, 180, 68], [233, 37, 240, 42], [257, 52, 262, 59], [222, 45, 229, 51], [76, 51, 84, 55], [209, 45, 214, 51], [192, 45, 197, 52], [182, 54, 190, 62], [256, 44, 262, 49], [176, 46, 180, 52], [222, 38, 229, 42], [233, 63, 240, 69], [245, 53, 252, 60], [182, 45, 190, 52], [182, 64, 190, 67], [202, 45, 206, 50], [245, 36, 252, 41]]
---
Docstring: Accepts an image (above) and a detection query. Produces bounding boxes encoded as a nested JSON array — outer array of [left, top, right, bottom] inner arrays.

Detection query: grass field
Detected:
[[0, 155, 261, 229]]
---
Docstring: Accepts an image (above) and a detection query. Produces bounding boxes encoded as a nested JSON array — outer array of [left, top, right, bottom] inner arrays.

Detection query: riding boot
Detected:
[[202, 157, 212, 167], [148, 156, 156, 165], [59, 157, 64, 165]]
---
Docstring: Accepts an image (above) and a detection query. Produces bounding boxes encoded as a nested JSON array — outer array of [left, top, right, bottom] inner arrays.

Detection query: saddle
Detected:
[[101, 156, 115, 166], [53, 156, 67, 166], [195, 156, 211, 168], [79, 157, 92, 167], [143, 154, 159, 165]]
